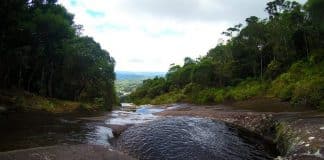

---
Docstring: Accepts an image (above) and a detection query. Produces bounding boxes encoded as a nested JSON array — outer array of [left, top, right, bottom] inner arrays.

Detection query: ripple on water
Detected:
[[117, 117, 277, 160], [105, 106, 164, 125]]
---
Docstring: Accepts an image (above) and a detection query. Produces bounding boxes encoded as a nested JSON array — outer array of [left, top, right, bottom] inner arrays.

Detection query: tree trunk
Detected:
[[3, 67, 10, 89], [260, 52, 263, 81], [303, 31, 310, 59], [40, 67, 46, 96], [27, 67, 36, 92], [47, 62, 54, 97], [18, 65, 23, 89]]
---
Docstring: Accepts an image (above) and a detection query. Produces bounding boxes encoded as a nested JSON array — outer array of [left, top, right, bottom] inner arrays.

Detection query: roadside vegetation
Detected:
[[128, 0, 324, 110]]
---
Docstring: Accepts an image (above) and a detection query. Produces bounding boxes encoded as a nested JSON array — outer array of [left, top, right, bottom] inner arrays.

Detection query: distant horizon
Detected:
[[115, 70, 166, 74]]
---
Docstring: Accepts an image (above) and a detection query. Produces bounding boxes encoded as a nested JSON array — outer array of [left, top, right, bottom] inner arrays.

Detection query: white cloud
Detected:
[[58, 0, 306, 72]]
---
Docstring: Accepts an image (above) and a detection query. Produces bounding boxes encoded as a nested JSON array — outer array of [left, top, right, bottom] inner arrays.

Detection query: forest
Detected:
[[0, 0, 116, 110], [129, 0, 324, 109]]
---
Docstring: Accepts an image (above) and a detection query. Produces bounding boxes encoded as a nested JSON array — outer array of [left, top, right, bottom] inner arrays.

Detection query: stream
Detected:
[[0, 104, 278, 159], [0, 104, 171, 151]]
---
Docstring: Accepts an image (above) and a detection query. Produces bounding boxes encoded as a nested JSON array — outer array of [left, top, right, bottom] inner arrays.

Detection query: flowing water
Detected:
[[117, 117, 277, 160], [0, 104, 168, 151], [0, 104, 278, 159]]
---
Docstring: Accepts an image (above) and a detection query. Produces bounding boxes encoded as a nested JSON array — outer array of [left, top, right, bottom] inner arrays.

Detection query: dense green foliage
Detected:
[[129, 0, 324, 109], [270, 59, 324, 107], [0, 0, 116, 110]]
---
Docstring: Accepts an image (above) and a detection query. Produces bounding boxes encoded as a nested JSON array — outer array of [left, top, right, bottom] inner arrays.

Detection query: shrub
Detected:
[[151, 91, 185, 105], [14, 96, 26, 110], [183, 83, 203, 95], [270, 73, 298, 100], [309, 49, 324, 64], [226, 80, 267, 101], [214, 89, 225, 103], [265, 60, 283, 79], [319, 100, 324, 110], [191, 89, 217, 104], [133, 97, 151, 105], [79, 103, 92, 111], [94, 97, 104, 107], [270, 60, 324, 108], [291, 77, 324, 107]]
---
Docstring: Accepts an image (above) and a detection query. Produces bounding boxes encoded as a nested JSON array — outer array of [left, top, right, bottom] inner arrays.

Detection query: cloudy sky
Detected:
[[58, 0, 306, 72]]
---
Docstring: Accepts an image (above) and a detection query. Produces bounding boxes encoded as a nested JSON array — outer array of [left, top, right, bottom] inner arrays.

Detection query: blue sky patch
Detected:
[[86, 9, 105, 18], [96, 23, 129, 31], [69, 0, 77, 6]]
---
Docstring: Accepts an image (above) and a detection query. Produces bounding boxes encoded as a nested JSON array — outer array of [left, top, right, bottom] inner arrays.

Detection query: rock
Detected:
[[117, 117, 276, 160], [0, 144, 135, 160], [0, 106, 8, 118], [308, 137, 315, 140], [0, 106, 7, 113], [106, 124, 133, 137]]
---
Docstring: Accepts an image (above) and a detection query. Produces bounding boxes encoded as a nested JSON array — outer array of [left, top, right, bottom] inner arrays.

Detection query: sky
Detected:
[[58, 0, 306, 72]]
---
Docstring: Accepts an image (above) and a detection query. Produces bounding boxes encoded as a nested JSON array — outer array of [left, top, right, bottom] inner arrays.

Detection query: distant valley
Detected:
[[115, 71, 165, 98], [116, 71, 165, 80]]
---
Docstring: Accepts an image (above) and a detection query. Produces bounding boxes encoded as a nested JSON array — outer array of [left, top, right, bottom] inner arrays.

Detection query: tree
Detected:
[[0, 0, 117, 109], [305, 0, 324, 32]]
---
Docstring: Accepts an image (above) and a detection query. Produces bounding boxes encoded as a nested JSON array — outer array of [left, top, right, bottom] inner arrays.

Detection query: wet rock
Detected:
[[117, 117, 276, 160], [0, 106, 6, 112], [308, 137, 315, 140], [106, 124, 133, 137], [0, 144, 135, 160], [156, 104, 324, 160]]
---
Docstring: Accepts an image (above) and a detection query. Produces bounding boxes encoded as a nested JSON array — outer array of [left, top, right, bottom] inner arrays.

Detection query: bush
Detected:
[[183, 83, 202, 95], [309, 49, 324, 64], [151, 91, 185, 105], [94, 97, 104, 107], [79, 103, 92, 111], [291, 77, 324, 107], [270, 60, 324, 108], [133, 97, 151, 105], [191, 89, 217, 104], [14, 96, 26, 110], [214, 89, 225, 103], [270, 73, 298, 100], [265, 60, 284, 79], [319, 100, 324, 110], [226, 80, 267, 101]]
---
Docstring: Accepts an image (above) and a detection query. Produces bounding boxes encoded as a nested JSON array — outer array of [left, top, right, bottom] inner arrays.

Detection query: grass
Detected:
[[273, 122, 297, 155], [0, 90, 98, 113]]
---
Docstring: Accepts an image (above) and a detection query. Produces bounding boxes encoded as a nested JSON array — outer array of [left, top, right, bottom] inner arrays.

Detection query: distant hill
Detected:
[[115, 71, 165, 98], [116, 71, 165, 80]]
